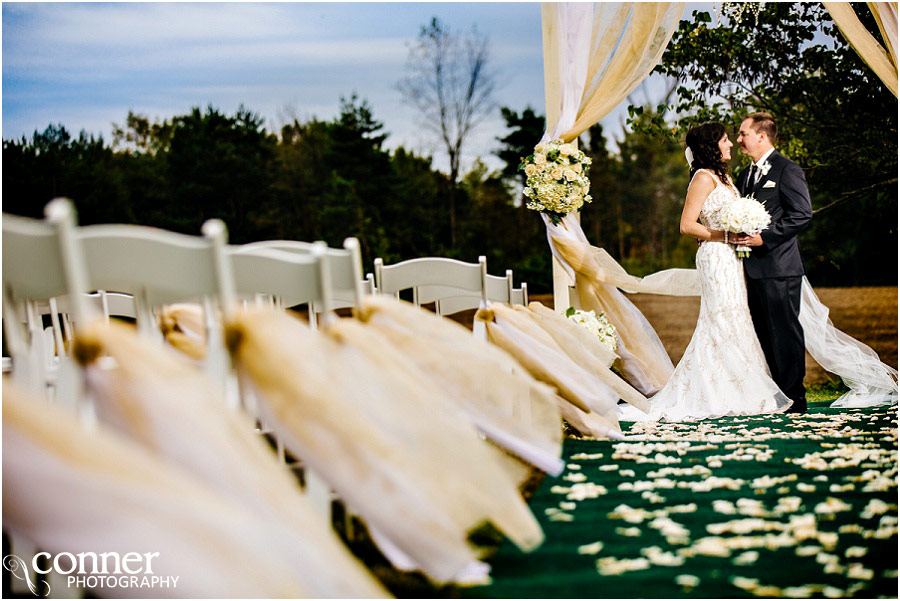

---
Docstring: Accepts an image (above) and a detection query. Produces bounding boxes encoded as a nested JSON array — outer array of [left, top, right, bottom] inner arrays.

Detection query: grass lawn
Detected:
[[465, 393, 898, 599]]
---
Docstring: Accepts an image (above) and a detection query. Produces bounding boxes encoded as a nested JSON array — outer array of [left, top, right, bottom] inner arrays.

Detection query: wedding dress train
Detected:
[[619, 171, 793, 422]]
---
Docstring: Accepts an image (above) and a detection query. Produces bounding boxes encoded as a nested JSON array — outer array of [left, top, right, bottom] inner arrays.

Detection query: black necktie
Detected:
[[747, 165, 759, 194]]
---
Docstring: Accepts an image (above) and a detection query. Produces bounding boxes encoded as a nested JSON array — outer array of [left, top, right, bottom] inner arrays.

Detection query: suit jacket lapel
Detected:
[[738, 168, 751, 196], [751, 151, 780, 197]]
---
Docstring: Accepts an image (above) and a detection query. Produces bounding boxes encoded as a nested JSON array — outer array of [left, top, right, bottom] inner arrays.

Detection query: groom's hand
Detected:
[[731, 233, 763, 246]]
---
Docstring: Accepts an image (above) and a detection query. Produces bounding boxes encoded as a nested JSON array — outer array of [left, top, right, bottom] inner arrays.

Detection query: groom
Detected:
[[733, 112, 813, 414]]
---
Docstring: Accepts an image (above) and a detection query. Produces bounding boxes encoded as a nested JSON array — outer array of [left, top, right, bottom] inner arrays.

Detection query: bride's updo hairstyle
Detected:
[[685, 122, 730, 185]]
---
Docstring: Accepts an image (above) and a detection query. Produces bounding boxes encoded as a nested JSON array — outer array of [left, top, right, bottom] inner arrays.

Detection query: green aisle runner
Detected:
[[467, 405, 898, 599]]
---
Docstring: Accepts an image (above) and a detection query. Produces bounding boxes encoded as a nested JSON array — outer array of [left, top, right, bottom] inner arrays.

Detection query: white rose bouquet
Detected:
[[564, 307, 618, 353], [717, 197, 771, 258], [520, 138, 593, 225]]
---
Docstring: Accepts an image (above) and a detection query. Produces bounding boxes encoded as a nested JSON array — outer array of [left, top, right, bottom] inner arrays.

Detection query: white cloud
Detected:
[[5, 3, 313, 47], [1, 2, 553, 173]]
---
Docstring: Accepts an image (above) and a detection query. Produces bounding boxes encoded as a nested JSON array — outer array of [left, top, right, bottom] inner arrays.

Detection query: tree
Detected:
[[629, 3, 897, 285], [495, 105, 546, 228], [2, 125, 130, 224], [112, 111, 174, 155], [495, 106, 545, 187], [319, 95, 394, 261], [398, 17, 498, 248], [165, 105, 277, 241], [578, 124, 626, 259]]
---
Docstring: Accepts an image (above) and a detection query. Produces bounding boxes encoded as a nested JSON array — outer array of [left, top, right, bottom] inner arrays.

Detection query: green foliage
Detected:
[[164, 105, 277, 242], [2, 99, 554, 290], [628, 3, 898, 285], [578, 120, 692, 276], [496, 106, 545, 187]]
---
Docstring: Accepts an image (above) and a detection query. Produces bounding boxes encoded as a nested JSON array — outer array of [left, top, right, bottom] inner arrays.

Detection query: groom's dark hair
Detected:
[[747, 112, 777, 143]]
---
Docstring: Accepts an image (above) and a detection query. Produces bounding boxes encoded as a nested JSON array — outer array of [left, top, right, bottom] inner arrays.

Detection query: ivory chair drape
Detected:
[[540, 2, 685, 393], [823, 2, 898, 97]]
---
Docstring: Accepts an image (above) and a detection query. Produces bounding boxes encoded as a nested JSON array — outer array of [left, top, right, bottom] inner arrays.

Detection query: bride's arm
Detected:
[[679, 173, 727, 242]]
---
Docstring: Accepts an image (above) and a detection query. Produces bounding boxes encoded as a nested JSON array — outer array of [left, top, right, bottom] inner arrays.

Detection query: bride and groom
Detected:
[[623, 112, 813, 422]]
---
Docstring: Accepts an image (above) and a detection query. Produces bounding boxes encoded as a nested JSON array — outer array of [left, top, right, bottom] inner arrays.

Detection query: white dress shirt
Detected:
[[750, 147, 776, 186]]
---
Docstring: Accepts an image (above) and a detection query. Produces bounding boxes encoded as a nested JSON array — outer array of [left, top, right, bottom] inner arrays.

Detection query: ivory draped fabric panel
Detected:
[[539, 2, 686, 394], [540, 3, 685, 142], [823, 2, 898, 97], [869, 2, 899, 67]]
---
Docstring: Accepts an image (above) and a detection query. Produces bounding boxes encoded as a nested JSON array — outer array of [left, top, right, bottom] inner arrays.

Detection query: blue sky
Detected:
[[2, 2, 705, 173]]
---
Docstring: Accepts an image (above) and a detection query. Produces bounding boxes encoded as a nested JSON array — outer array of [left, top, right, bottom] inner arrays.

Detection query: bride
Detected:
[[620, 122, 792, 422]]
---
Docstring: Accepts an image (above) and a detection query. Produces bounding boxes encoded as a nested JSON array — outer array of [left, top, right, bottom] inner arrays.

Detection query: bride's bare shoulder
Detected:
[[690, 168, 718, 183], [687, 169, 717, 193]]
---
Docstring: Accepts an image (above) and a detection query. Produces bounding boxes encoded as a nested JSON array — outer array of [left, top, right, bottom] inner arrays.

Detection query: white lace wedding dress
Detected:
[[619, 170, 793, 422]]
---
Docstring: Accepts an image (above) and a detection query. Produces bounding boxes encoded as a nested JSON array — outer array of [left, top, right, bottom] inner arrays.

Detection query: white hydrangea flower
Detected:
[[564, 307, 618, 353]]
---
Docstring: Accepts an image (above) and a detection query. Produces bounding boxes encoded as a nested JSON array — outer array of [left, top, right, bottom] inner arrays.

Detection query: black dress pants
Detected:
[[745, 276, 807, 412]]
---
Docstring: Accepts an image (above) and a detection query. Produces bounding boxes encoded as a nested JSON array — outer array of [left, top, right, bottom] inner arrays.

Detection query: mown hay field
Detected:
[[531, 287, 897, 386], [624, 287, 898, 385]]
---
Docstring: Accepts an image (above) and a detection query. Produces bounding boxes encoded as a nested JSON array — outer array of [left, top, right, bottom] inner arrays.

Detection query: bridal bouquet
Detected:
[[717, 197, 771, 259], [521, 138, 592, 225], [565, 307, 618, 353]]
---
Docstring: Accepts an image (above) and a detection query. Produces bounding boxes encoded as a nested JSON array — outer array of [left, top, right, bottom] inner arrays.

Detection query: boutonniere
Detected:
[[758, 161, 771, 176]]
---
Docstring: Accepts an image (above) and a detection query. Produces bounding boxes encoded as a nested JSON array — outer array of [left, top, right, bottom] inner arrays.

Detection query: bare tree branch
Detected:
[[397, 17, 498, 184], [813, 179, 898, 215], [396, 17, 499, 248]]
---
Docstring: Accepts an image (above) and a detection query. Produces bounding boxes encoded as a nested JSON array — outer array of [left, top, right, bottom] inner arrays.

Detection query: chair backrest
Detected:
[[510, 281, 529, 307], [79, 224, 224, 308], [47, 291, 138, 322], [3, 201, 91, 322], [233, 238, 365, 311], [77, 221, 238, 340], [373, 256, 488, 309], [415, 268, 513, 317], [228, 245, 328, 310], [2, 200, 92, 395]]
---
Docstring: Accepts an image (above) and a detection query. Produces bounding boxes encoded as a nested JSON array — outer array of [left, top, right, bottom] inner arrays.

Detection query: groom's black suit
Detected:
[[737, 151, 813, 412]]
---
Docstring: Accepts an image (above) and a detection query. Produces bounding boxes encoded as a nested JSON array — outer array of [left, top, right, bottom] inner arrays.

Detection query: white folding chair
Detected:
[[225, 241, 343, 518], [2, 198, 95, 596], [75, 219, 238, 410], [232, 237, 367, 326], [3, 200, 92, 400], [510, 281, 529, 307], [373, 255, 488, 307], [417, 268, 516, 317]]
